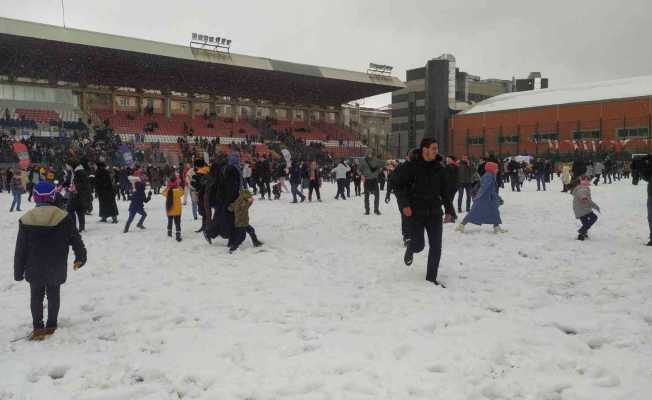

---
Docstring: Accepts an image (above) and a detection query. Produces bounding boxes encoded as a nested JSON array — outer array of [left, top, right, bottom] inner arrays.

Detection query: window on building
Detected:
[[617, 127, 650, 138], [498, 135, 519, 144], [573, 130, 601, 140], [467, 136, 485, 145], [532, 132, 559, 142]]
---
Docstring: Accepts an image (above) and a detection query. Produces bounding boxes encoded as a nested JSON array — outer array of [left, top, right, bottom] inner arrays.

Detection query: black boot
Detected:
[[167, 230, 172, 237], [374, 210, 381, 215], [176, 232, 182, 242], [403, 240, 413, 266]]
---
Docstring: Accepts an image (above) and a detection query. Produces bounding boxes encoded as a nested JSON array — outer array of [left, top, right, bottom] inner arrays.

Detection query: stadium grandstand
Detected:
[[0, 16, 404, 164]]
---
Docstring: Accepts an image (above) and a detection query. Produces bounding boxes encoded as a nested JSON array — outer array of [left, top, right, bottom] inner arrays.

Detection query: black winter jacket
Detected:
[[14, 206, 87, 285], [394, 155, 454, 217]]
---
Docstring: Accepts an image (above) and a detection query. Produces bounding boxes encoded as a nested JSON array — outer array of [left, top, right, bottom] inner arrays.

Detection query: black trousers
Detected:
[[364, 179, 380, 212], [229, 225, 259, 250], [167, 215, 181, 233], [308, 180, 321, 201], [457, 183, 472, 212], [259, 180, 271, 199], [408, 214, 443, 282], [345, 179, 351, 197], [30, 283, 61, 329], [335, 179, 347, 199], [353, 179, 361, 196], [398, 202, 410, 240], [70, 209, 86, 232], [510, 173, 520, 192]]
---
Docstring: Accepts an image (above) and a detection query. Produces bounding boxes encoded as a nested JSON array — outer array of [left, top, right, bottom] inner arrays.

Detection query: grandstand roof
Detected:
[[0, 17, 404, 106], [461, 75, 652, 115]]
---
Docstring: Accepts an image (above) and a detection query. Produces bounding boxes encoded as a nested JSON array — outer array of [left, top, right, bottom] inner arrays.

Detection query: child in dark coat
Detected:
[[14, 182, 87, 340], [124, 180, 153, 232], [227, 190, 263, 253]]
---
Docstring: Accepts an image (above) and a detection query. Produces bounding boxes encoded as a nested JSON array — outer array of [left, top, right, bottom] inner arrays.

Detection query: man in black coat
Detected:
[[394, 138, 454, 287], [256, 157, 272, 200], [94, 162, 119, 223], [67, 161, 92, 232], [14, 182, 87, 340]]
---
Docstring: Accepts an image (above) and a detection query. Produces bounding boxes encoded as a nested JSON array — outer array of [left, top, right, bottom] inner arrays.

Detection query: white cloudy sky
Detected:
[[2, 0, 651, 107]]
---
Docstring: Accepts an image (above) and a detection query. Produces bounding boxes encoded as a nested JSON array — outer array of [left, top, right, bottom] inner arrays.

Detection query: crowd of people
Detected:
[[7, 133, 652, 340]]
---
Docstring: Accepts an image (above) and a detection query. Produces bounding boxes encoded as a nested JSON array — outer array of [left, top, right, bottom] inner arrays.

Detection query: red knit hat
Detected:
[[485, 162, 498, 175]]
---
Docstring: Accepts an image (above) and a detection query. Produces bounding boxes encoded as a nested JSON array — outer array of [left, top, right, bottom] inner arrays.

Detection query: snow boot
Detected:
[[176, 232, 182, 242], [167, 229, 172, 237], [203, 230, 212, 244], [28, 328, 49, 341], [374, 210, 381, 215], [493, 226, 508, 234], [123, 225, 129, 233], [647, 240, 652, 246], [577, 233, 587, 241], [455, 224, 465, 233], [136, 224, 146, 229], [403, 242, 413, 266]]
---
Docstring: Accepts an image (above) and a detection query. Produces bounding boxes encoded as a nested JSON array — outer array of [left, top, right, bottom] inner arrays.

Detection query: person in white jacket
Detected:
[[331, 161, 351, 200], [242, 162, 252, 191]]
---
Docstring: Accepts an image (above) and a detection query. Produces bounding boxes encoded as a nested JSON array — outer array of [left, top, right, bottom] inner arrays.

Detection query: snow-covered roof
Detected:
[[461, 75, 652, 115]]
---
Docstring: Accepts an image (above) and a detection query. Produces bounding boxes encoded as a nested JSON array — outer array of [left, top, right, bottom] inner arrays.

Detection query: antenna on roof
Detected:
[[61, 0, 66, 28]]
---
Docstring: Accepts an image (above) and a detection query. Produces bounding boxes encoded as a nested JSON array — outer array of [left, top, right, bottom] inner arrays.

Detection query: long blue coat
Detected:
[[465, 173, 502, 225]]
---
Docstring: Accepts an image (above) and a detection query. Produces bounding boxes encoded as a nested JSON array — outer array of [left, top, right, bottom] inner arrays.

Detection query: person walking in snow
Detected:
[[307, 160, 322, 202], [569, 175, 601, 241], [9, 172, 25, 212], [359, 155, 384, 215], [289, 161, 306, 203], [331, 161, 350, 200], [227, 190, 263, 253], [394, 138, 454, 287], [456, 155, 475, 213], [455, 162, 507, 234], [94, 162, 119, 223], [13, 181, 87, 341], [163, 177, 184, 242], [123, 179, 152, 233]]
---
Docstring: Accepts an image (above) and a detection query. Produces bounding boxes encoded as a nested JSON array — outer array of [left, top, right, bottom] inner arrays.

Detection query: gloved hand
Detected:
[[73, 260, 86, 270], [148, 191, 152, 196], [384, 196, 390, 204]]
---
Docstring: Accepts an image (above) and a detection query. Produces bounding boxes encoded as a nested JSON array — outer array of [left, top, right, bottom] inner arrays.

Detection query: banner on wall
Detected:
[[12, 142, 31, 169]]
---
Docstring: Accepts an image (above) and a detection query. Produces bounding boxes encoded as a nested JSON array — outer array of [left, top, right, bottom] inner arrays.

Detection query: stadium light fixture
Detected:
[[190, 32, 232, 54]]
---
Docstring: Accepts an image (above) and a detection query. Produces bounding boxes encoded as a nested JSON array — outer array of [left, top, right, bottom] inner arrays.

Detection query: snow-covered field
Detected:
[[1, 179, 650, 400]]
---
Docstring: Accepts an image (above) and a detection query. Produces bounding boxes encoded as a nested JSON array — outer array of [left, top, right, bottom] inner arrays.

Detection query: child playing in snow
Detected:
[[227, 190, 263, 253], [272, 180, 281, 200], [569, 175, 601, 240], [124, 179, 152, 233], [162, 178, 184, 242], [455, 162, 507, 234]]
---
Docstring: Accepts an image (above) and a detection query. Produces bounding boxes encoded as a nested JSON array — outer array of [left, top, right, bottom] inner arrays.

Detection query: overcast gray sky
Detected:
[[2, 0, 651, 107]]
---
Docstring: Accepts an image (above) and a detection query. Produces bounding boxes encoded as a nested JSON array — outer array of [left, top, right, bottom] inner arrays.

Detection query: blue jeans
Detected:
[[578, 212, 598, 235], [10, 191, 22, 211], [125, 210, 147, 230], [191, 198, 198, 220], [291, 183, 305, 202], [536, 174, 546, 191]]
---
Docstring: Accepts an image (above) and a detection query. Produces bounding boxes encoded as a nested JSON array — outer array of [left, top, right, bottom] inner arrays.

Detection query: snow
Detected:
[[461, 75, 652, 115], [1, 180, 651, 399]]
